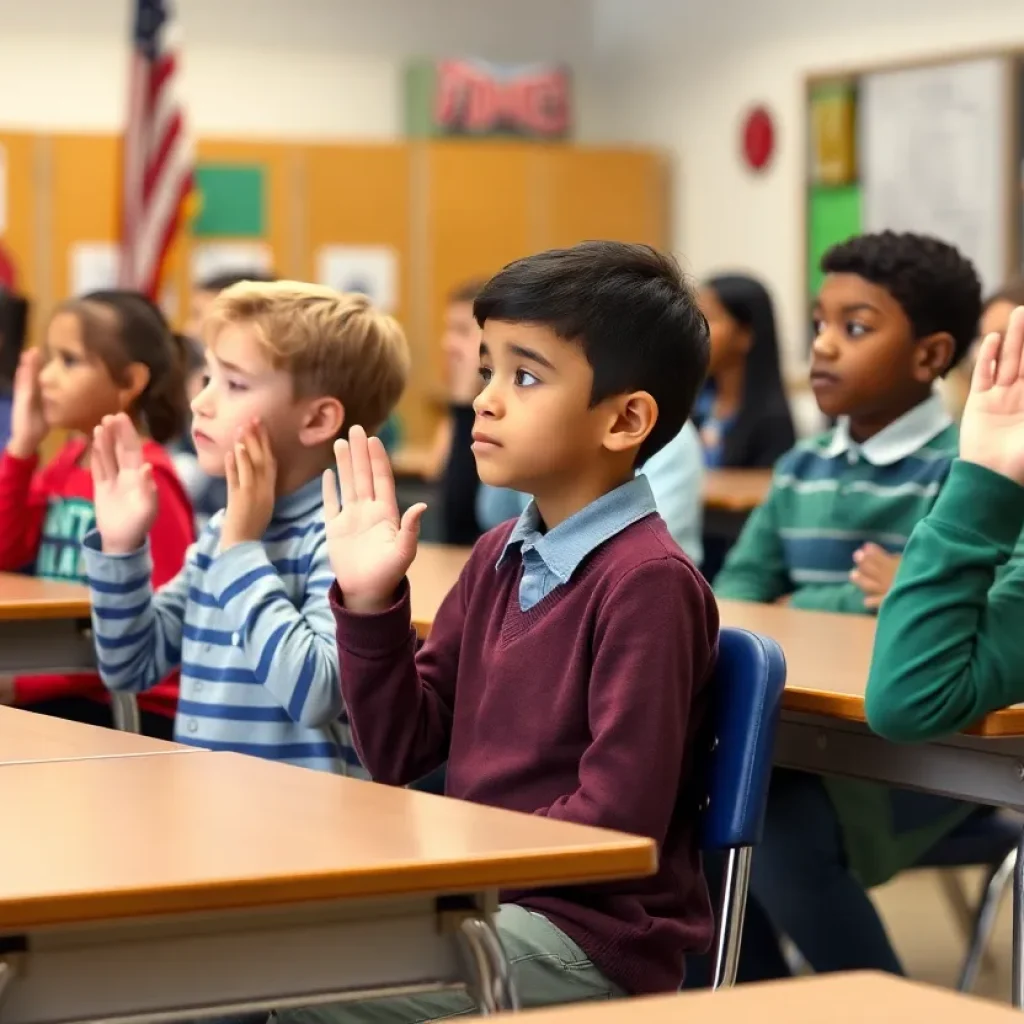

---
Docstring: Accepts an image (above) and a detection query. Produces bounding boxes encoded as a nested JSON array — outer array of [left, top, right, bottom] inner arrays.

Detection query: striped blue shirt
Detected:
[[81, 476, 364, 775]]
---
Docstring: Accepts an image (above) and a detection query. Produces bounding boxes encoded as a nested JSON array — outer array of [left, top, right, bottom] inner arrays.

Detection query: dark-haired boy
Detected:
[[715, 230, 983, 977], [281, 242, 719, 1023]]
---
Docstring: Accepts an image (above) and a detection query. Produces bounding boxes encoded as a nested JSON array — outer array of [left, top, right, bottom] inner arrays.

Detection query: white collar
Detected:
[[824, 392, 952, 467]]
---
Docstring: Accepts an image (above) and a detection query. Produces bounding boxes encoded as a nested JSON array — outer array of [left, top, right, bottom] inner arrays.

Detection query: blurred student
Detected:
[[0, 290, 194, 737], [696, 274, 795, 468], [714, 231, 982, 977]]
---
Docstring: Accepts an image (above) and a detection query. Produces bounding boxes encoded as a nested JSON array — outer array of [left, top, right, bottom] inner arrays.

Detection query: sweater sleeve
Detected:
[[714, 484, 791, 603], [866, 459, 1024, 742], [201, 532, 343, 728], [441, 404, 482, 545], [0, 449, 47, 571], [330, 564, 469, 786], [788, 581, 876, 614], [535, 557, 716, 842]]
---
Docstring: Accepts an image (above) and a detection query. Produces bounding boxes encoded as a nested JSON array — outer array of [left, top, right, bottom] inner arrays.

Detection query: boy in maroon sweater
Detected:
[[287, 241, 718, 1022]]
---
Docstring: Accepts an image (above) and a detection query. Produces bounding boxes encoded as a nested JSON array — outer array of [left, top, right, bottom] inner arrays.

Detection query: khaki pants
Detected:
[[274, 905, 623, 1024]]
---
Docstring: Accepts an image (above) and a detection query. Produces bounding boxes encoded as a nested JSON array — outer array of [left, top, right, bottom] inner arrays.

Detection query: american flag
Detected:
[[118, 0, 194, 299]]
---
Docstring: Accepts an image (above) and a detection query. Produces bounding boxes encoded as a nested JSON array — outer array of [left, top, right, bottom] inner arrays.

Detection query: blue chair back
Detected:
[[701, 627, 786, 851], [697, 627, 787, 990]]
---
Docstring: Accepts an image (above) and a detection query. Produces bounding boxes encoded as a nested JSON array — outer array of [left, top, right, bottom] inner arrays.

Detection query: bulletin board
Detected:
[[804, 49, 1023, 320]]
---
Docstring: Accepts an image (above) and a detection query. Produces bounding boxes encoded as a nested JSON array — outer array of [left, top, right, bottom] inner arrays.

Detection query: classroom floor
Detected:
[[869, 868, 1012, 1002]]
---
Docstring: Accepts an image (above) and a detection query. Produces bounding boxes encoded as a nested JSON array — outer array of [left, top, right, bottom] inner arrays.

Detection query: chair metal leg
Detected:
[[111, 693, 141, 733], [456, 915, 520, 1014], [1012, 829, 1024, 1009], [711, 846, 753, 990], [958, 847, 1017, 992]]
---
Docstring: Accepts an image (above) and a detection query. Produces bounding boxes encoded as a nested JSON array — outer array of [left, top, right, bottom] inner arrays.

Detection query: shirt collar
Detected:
[[273, 475, 324, 522], [823, 392, 952, 467], [497, 475, 657, 583]]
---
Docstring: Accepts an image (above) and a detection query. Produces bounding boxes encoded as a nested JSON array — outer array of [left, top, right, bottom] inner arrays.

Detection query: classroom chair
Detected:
[[700, 627, 787, 990], [915, 807, 1022, 992]]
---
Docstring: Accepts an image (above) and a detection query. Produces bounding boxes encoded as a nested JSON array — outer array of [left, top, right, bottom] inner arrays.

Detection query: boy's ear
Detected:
[[119, 362, 151, 409], [298, 396, 345, 447], [601, 391, 658, 457], [915, 331, 956, 382]]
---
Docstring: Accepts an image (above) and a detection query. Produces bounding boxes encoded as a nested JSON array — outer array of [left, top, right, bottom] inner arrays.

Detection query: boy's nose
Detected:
[[473, 381, 502, 419]]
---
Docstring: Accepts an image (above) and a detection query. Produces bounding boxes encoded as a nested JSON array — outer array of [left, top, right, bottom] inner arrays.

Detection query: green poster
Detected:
[[193, 164, 265, 238], [807, 184, 861, 300]]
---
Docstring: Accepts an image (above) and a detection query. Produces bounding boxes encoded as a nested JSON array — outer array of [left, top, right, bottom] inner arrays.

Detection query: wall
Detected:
[[585, 0, 1024, 368], [0, 0, 596, 137]]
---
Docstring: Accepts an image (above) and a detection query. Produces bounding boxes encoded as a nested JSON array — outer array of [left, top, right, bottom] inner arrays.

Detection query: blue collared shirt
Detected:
[[496, 475, 658, 611]]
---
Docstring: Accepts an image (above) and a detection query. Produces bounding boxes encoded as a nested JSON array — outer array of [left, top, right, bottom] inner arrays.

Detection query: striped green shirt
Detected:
[[716, 393, 958, 614]]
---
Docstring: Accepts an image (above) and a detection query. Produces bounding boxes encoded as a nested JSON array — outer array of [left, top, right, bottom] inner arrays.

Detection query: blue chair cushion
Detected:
[[701, 628, 787, 851]]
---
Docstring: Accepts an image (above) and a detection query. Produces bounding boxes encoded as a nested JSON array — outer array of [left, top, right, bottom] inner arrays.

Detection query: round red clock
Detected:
[[742, 106, 775, 172]]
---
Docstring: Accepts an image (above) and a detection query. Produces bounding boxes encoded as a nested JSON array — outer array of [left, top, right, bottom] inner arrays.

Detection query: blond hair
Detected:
[[206, 280, 410, 436]]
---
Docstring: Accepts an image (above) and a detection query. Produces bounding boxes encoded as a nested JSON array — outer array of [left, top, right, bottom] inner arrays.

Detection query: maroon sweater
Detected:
[[330, 514, 719, 994]]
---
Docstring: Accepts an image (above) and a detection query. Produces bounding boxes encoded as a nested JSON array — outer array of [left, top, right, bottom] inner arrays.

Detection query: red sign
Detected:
[[0, 242, 17, 290], [432, 60, 571, 139], [742, 106, 775, 172]]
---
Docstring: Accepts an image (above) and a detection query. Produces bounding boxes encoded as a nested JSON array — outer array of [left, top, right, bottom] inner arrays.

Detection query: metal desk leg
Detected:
[[457, 916, 519, 1014], [111, 694, 141, 734], [1013, 828, 1024, 1008]]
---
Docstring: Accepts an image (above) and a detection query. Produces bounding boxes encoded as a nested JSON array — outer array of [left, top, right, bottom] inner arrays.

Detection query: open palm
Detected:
[[91, 414, 159, 554], [961, 306, 1024, 486], [322, 425, 427, 613]]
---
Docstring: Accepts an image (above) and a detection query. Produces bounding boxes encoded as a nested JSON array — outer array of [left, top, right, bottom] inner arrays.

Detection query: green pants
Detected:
[[275, 904, 623, 1024]]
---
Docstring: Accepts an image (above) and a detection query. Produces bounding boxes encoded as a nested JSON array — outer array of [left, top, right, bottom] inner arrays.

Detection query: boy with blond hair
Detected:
[[81, 281, 409, 774]]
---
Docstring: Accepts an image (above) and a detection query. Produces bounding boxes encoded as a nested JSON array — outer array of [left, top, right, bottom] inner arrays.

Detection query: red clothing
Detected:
[[0, 438, 194, 716], [331, 516, 719, 995]]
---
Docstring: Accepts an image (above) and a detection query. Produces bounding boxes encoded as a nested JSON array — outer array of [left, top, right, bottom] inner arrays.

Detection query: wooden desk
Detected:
[[391, 444, 437, 480], [702, 468, 771, 513], [0, 572, 94, 675], [0, 751, 654, 1023], [0, 705, 192, 765], [519, 973, 1018, 1023], [408, 544, 472, 637]]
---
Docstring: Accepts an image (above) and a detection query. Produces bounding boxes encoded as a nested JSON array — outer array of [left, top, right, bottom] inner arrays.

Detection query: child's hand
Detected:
[[91, 414, 159, 554], [961, 306, 1024, 485], [220, 419, 277, 550], [322, 425, 427, 615], [8, 349, 47, 458], [850, 543, 901, 610]]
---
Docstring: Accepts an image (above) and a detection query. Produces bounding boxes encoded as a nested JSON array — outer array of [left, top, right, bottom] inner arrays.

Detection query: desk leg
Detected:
[[110, 694, 141, 734], [457, 917, 519, 1014], [1014, 829, 1024, 1009]]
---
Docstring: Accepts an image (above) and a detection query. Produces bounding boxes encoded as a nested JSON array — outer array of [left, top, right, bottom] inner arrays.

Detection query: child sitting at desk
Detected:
[[80, 282, 409, 773], [0, 290, 194, 738], [866, 304, 1024, 738], [713, 231, 982, 978], [284, 241, 719, 1021]]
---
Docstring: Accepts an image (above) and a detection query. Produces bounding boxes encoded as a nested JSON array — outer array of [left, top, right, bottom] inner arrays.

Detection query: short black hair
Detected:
[[197, 269, 276, 293], [473, 241, 709, 465], [821, 231, 982, 373]]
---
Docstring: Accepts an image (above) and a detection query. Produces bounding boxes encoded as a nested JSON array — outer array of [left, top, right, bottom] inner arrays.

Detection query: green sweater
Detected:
[[867, 459, 1024, 741], [716, 410, 973, 887]]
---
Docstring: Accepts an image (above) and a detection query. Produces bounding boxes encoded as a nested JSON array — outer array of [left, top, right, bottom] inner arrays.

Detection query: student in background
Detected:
[[287, 242, 718, 1022], [866, 306, 1024, 739], [714, 232, 982, 978], [696, 274, 795, 468], [0, 290, 194, 738], [81, 283, 409, 773], [475, 420, 706, 563], [185, 268, 276, 339]]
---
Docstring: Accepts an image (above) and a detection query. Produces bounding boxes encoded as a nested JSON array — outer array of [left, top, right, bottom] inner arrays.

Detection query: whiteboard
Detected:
[[860, 57, 1011, 291]]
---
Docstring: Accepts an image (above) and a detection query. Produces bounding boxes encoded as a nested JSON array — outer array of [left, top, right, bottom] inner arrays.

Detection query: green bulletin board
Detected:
[[194, 164, 266, 237], [807, 184, 861, 300]]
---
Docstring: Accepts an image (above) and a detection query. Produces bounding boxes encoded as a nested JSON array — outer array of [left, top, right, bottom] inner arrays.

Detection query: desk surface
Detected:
[[0, 572, 91, 620], [0, 705, 190, 765], [0, 751, 655, 929], [405, 545, 1024, 739], [519, 973, 1017, 1023], [702, 468, 772, 512]]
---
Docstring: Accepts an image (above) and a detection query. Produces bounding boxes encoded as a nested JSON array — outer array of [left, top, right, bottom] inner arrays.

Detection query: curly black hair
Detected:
[[821, 230, 982, 374]]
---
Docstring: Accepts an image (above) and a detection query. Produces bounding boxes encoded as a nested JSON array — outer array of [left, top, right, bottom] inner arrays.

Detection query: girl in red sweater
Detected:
[[0, 290, 194, 739]]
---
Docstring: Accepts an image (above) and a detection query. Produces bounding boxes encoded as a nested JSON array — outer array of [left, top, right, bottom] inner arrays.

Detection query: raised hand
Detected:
[[8, 349, 47, 458], [850, 543, 901, 610], [322, 425, 427, 614], [220, 419, 277, 550], [961, 306, 1024, 485], [91, 414, 159, 554]]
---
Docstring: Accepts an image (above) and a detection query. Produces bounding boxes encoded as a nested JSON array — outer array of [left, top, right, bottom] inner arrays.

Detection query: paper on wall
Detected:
[[70, 242, 120, 296], [191, 242, 273, 284], [316, 245, 398, 313]]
